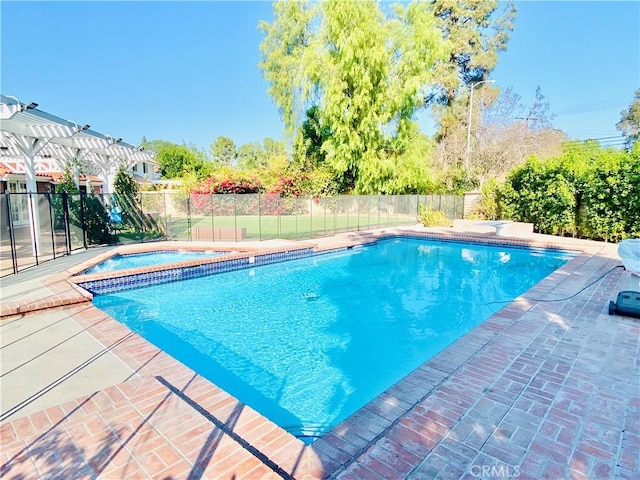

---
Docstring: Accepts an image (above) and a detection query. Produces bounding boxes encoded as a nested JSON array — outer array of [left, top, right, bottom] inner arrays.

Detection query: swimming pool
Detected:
[[92, 237, 573, 442], [83, 250, 228, 274]]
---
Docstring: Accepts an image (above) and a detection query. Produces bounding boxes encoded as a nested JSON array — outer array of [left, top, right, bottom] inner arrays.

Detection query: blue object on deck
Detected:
[[109, 205, 122, 224]]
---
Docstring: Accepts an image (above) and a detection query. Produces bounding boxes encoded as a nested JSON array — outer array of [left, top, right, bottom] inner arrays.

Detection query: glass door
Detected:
[[8, 181, 29, 226]]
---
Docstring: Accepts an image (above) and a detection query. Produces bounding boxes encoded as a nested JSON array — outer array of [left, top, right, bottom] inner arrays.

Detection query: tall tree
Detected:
[[428, 0, 516, 136], [483, 85, 553, 134], [259, 0, 315, 136], [148, 141, 212, 179], [262, 137, 287, 160], [113, 166, 140, 200], [236, 138, 286, 171], [237, 142, 265, 170], [453, 85, 562, 184], [617, 89, 640, 150], [260, 0, 446, 193], [520, 86, 554, 135], [295, 105, 331, 169], [210, 136, 238, 165], [113, 167, 143, 229]]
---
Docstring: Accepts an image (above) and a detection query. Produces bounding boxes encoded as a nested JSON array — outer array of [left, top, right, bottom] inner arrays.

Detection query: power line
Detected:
[[566, 140, 626, 146], [564, 141, 627, 151], [560, 135, 627, 151], [555, 108, 624, 117], [564, 136, 622, 143], [553, 97, 630, 116], [565, 130, 622, 136], [515, 115, 542, 138]]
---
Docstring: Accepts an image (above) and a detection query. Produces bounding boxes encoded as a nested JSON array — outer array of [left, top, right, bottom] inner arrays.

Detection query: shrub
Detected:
[[417, 205, 452, 227], [579, 150, 640, 241], [192, 175, 263, 195], [501, 157, 577, 236], [500, 146, 640, 241], [469, 178, 502, 220], [82, 195, 111, 244], [190, 175, 263, 215], [113, 167, 145, 231], [51, 168, 110, 244]]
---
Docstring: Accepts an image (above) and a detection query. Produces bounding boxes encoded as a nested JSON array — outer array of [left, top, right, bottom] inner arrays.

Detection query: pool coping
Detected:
[[1, 227, 637, 479], [0, 228, 592, 320], [0, 243, 312, 319], [70, 244, 316, 295]]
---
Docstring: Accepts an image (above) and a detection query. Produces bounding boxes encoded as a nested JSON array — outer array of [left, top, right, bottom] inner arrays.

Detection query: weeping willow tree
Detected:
[[260, 0, 447, 193]]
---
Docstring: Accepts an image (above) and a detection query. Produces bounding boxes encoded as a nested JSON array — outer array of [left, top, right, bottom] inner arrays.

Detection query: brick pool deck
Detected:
[[1, 226, 638, 479]]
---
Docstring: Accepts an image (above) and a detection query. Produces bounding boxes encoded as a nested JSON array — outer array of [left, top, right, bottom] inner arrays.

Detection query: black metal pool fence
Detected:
[[0, 192, 463, 277]]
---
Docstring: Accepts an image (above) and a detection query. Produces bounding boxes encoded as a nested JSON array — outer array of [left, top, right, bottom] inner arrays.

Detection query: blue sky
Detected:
[[2, 1, 638, 152]]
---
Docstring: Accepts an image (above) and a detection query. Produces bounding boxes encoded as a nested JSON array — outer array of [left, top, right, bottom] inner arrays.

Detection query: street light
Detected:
[[466, 79, 495, 169]]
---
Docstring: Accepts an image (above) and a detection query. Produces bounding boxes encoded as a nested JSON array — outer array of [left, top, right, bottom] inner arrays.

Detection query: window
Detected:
[[143, 162, 148, 174], [132, 164, 138, 172], [8, 181, 28, 225]]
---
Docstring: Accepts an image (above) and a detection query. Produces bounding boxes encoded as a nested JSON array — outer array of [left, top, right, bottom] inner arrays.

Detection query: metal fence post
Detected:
[[79, 193, 87, 249], [162, 192, 168, 238], [277, 197, 281, 239], [309, 196, 312, 239], [28, 192, 40, 265], [258, 194, 262, 241], [346, 197, 350, 233], [62, 193, 71, 254], [323, 199, 327, 237], [47, 193, 56, 258], [233, 194, 238, 242], [210, 193, 215, 238], [186, 194, 192, 241]]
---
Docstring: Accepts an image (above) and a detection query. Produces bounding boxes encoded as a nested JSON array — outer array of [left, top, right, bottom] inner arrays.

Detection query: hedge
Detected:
[[499, 145, 639, 242]]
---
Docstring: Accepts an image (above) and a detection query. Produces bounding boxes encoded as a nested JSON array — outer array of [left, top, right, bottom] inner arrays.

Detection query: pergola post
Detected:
[[24, 151, 39, 256], [0, 95, 158, 259], [94, 153, 118, 194], [11, 136, 49, 256]]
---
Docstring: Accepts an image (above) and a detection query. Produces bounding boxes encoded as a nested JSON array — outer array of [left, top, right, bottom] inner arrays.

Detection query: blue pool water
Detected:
[[84, 250, 227, 274], [92, 238, 573, 441]]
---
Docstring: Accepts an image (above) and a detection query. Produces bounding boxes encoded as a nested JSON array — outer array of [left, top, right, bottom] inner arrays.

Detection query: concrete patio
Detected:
[[0, 226, 638, 479]]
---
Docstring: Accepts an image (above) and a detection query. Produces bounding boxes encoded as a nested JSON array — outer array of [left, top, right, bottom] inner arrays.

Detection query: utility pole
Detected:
[[515, 114, 540, 139], [466, 80, 496, 169]]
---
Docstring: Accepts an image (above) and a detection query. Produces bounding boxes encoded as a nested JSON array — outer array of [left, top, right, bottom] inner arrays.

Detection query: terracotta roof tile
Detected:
[[78, 174, 102, 183], [0, 167, 103, 184], [40, 172, 64, 182]]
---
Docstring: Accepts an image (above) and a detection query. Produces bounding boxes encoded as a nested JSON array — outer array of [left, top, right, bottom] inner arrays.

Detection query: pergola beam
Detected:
[[0, 94, 157, 193], [0, 94, 157, 256]]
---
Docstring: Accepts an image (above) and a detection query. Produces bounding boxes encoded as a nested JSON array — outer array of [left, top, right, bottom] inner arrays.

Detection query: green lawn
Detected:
[[163, 213, 417, 241]]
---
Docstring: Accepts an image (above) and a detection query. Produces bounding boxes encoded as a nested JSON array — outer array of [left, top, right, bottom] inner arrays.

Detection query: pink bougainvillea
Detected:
[[189, 173, 311, 216]]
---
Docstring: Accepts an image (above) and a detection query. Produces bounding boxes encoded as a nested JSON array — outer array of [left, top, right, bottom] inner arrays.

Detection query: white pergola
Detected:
[[0, 94, 157, 252]]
